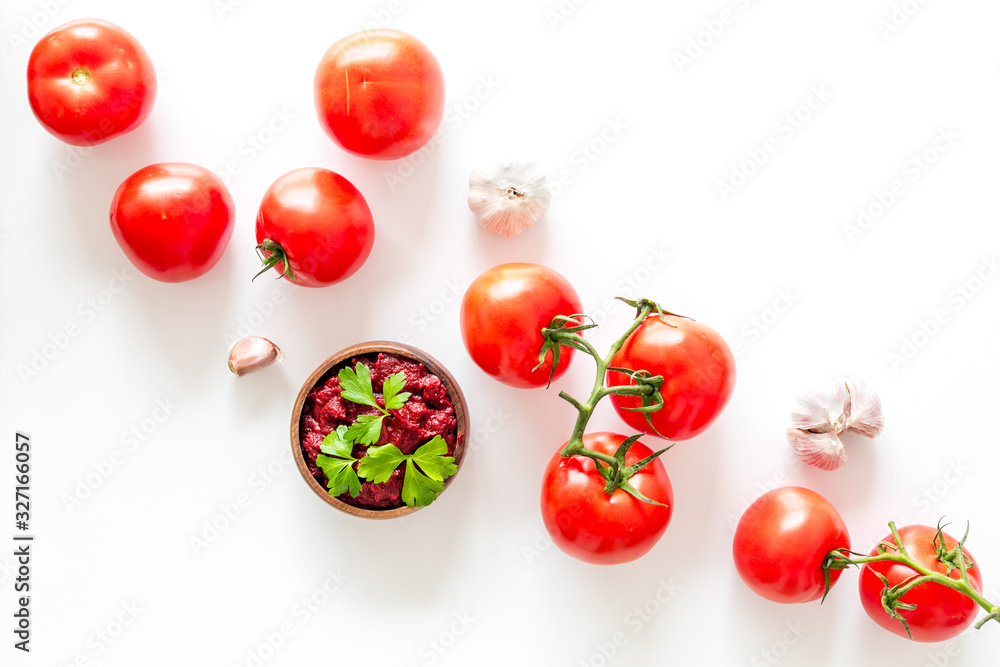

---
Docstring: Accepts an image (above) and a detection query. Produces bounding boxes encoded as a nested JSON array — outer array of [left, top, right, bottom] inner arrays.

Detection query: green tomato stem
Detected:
[[253, 238, 294, 282], [542, 299, 673, 498], [824, 521, 1000, 635], [555, 300, 654, 457]]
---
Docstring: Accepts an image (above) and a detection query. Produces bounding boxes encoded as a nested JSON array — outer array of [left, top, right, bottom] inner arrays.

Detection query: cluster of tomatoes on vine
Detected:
[[459, 265, 736, 565], [460, 266, 1000, 644]]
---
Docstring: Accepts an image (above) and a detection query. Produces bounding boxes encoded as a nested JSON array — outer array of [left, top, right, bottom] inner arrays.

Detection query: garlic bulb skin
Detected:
[[787, 429, 846, 471], [789, 381, 850, 434], [787, 377, 884, 470], [843, 377, 884, 438], [467, 161, 551, 237], [228, 336, 282, 376]]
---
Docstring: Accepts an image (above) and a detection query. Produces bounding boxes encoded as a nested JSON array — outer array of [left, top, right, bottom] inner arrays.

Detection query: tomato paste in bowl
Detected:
[[291, 342, 469, 518]]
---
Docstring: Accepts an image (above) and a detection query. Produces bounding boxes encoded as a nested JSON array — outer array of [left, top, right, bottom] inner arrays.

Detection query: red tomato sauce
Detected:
[[299, 353, 457, 509]]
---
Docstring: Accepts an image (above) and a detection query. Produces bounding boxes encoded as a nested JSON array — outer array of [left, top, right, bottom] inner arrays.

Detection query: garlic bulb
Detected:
[[467, 161, 551, 237], [228, 336, 282, 376], [787, 377, 884, 470]]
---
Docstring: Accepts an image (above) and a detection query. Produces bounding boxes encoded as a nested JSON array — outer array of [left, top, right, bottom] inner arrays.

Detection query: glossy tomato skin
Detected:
[[733, 486, 850, 603], [314, 29, 445, 159], [606, 315, 736, 440], [110, 163, 235, 283], [27, 19, 156, 146], [255, 168, 374, 288], [541, 432, 673, 565], [460, 263, 582, 388], [859, 525, 983, 642]]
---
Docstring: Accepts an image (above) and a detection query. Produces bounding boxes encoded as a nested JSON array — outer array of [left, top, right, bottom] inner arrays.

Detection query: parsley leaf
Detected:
[[319, 425, 354, 458], [315, 426, 361, 498], [345, 414, 385, 445], [337, 364, 412, 445], [338, 362, 378, 408], [316, 456, 362, 498], [382, 371, 411, 411], [402, 458, 444, 507], [357, 436, 457, 508], [340, 364, 409, 415], [357, 444, 406, 483], [410, 436, 458, 481]]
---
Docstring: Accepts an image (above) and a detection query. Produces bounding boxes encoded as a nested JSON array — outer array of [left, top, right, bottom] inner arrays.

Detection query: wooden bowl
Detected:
[[290, 341, 469, 519]]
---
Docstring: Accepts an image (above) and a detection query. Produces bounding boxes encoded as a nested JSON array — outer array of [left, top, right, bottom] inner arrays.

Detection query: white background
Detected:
[[3, 0, 1000, 665]]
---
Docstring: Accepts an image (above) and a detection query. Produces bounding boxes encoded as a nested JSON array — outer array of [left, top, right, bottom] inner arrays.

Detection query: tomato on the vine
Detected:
[[27, 19, 156, 146], [460, 263, 582, 389], [314, 29, 445, 160], [858, 525, 984, 642], [606, 314, 735, 440], [732, 486, 850, 604], [541, 432, 673, 565], [254, 167, 375, 288], [109, 163, 235, 283]]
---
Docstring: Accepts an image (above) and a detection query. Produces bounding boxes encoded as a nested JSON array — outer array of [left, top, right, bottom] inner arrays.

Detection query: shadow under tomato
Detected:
[[53, 123, 159, 275], [320, 137, 443, 241], [115, 249, 237, 393], [270, 269, 381, 369], [723, 568, 841, 662]]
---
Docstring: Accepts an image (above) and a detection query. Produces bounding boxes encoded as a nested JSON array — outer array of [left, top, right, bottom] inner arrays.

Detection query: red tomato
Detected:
[[314, 29, 445, 159], [255, 168, 374, 288], [27, 19, 156, 146], [109, 163, 235, 283], [606, 314, 736, 440], [541, 432, 673, 565], [460, 263, 582, 388], [733, 486, 850, 604], [859, 525, 983, 642]]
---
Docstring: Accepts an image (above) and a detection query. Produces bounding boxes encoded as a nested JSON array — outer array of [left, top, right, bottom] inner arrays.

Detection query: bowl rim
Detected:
[[290, 340, 469, 520]]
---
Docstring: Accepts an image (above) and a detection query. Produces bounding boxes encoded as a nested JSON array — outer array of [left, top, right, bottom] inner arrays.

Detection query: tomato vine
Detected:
[[823, 520, 1000, 639], [538, 297, 679, 505]]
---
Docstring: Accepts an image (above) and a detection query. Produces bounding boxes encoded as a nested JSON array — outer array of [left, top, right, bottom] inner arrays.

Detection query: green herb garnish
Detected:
[[358, 436, 457, 508], [338, 362, 411, 445], [315, 425, 362, 498], [321, 360, 455, 508]]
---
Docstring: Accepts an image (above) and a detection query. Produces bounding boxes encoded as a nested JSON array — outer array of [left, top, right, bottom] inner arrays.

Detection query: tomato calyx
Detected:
[[558, 433, 673, 506], [932, 520, 976, 577], [617, 296, 689, 325], [538, 297, 679, 505], [254, 238, 294, 281], [822, 519, 1000, 638], [605, 367, 666, 424]]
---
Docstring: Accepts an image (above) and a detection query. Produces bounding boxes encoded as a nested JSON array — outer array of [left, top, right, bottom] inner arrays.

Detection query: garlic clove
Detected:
[[789, 381, 849, 433], [787, 428, 847, 471], [228, 336, 282, 376], [467, 160, 551, 237]]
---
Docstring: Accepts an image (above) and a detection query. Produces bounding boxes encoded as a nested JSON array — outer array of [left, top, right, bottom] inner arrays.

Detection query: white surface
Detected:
[[3, 0, 1000, 664]]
